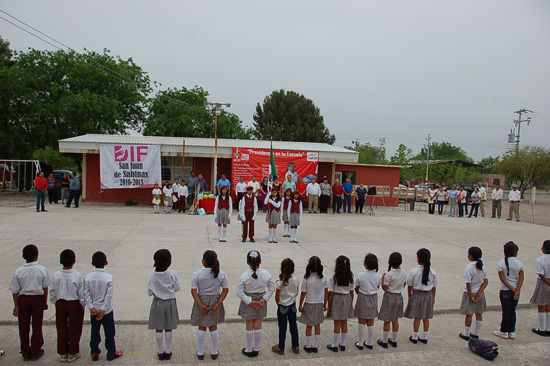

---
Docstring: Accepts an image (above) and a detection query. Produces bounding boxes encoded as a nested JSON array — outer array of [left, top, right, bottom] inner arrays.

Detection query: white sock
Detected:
[[217, 226, 222, 239], [474, 321, 483, 335], [210, 330, 219, 355], [245, 330, 254, 352], [294, 228, 298, 241], [357, 324, 366, 344], [156, 333, 164, 353], [412, 332, 419, 340], [306, 335, 313, 348], [367, 325, 375, 346], [391, 331, 398, 342], [272, 228, 277, 240], [546, 312, 550, 331], [222, 227, 227, 240], [383, 331, 389, 342], [332, 333, 340, 347], [165, 331, 173, 353], [284, 224, 288, 235], [253, 329, 262, 351], [268, 228, 273, 241], [538, 313, 546, 330], [464, 326, 471, 336], [314, 334, 320, 347], [197, 330, 206, 356], [340, 332, 348, 346], [420, 331, 428, 340]]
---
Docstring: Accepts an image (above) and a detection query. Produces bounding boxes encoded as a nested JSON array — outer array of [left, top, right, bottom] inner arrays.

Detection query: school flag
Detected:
[[100, 144, 161, 189]]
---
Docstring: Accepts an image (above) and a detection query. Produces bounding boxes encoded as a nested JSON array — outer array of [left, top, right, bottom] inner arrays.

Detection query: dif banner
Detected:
[[231, 147, 319, 188], [100, 144, 161, 189]]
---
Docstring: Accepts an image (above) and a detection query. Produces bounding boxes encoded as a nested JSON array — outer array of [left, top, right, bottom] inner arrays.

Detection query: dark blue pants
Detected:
[[464, 202, 469, 215], [499, 290, 518, 333], [332, 196, 342, 213], [343, 195, 352, 213], [90, 311, 116, 358], [66, 190, 80, 207], [410, 199, 415, 211], [437, 201, 445, 214], [36, 191, 46, 212], [469, 203, 479, 217], [458, 202, 465, 217], [277, 304, 299, 350]]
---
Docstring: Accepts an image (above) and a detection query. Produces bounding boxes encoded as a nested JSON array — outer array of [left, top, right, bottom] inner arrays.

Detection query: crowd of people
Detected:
[[4, 240, 549, 362], [34, 172, 82, 212]]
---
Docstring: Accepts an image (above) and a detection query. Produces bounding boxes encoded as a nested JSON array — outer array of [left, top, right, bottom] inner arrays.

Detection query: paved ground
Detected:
[[0, 195, 549, 364]]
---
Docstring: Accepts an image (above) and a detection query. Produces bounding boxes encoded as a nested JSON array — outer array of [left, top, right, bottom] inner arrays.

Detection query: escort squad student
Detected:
[[239, 186, 258, 243], [214, 185, 232, 242]]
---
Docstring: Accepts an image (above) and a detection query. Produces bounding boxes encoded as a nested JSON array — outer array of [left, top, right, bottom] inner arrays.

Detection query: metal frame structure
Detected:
[[0, 159, 41, 192]]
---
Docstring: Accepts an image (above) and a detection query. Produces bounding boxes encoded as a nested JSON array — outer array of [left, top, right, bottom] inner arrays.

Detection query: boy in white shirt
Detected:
[[178, 182, 188, 213]]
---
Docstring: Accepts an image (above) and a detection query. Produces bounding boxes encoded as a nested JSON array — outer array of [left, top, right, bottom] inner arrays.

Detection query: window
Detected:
[[493, 178, 500, 186], [161, 157, 194, 182], [342, 171, 356, 185]]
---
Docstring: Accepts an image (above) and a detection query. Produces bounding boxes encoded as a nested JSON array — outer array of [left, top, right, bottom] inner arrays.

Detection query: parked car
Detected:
[[53, 170, 73, 180], [445, 183, 476, 194]]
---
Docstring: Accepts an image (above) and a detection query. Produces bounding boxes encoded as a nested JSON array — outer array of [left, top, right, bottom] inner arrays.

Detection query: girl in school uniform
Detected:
[[190, 250, 229, 360], [530, 240, 550, 336], [178, 182, 188, 213], [326, 255, 355, 352], [282, 188, 292, 237], [271, 258, 300, 355], [148, 249, 180, 361], [494, 241, 524, 339], [299, 256, 328, 353], [236, 250, 276, 357], [404, 248, 437, 344], [152, 183, 162, 214], [214, 186, 232, 242], [459, 247, 489, 341], [163, 182, 173, 214], [264, 187, 281, 243], [287, 190, 302, 244], [354, 253, 380, 350], [377, 252, 407, 348]]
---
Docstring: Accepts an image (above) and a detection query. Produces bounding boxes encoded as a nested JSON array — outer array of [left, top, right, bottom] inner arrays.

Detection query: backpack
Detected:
[[468, 338, 499, 361]]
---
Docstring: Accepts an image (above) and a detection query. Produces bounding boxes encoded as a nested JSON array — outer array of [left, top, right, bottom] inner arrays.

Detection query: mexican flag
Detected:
[[270, 140, 278, 180]]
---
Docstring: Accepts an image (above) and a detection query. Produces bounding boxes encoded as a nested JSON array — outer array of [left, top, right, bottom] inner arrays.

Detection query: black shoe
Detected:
[[469, 334, 479, 339], [252, 350, 259, 357], [532, 328, 547, 337], [354, 342, 363, 350], [294, 240, 299, 243], [164, 352, 172, 360], [409, 336, 418, 344], [418, 338, 428, 344], [250, 238, 255, 243], [311, 347, 318, 353], [364, 343, 373, 350], [242, 239, 246, 242], [158, 353, 165, 361], [196, 352, 204, 360], [339, 345, 345, 351], [326, 344, 338, 352], [241, 348, 254, 357], [459, 333, 470, 341], [388, 339, 398, 348], [377, 339, 388, 348], [211, 352, 219, 360], [303, 346, 313, 353], [30, 350, 44, 361]]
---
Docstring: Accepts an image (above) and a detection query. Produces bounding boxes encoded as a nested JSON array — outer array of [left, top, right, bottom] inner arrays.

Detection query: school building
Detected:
[[58, 134, 402, 206]]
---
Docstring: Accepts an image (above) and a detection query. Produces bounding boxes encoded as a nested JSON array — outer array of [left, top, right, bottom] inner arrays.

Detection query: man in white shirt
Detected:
[[235, 177, 248, 206], [491, 184, 503, 219], [478, 182, 487, 217], [507, 184, 521, 222], [306, 178, 321, 214], [247, 176, 261, 197]]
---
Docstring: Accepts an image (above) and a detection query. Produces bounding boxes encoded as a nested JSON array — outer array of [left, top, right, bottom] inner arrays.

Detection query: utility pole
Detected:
[[425, 134, 431, 182], [205, 101, 231, 190], [513, 108, 532, 153]]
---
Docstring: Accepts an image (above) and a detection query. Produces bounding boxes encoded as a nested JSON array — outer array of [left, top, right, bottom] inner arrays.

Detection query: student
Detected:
[[354, 254, 380, 350], [271, 258, 300, 355], [530, 240, 550, 336], [152, 183, 162, 214], [178, 181, 188, 213], [458, 247, 489, 341], [84, 251, 123, 361], [299, 256, 328, 353], [264, 187, 281, 243], [282, 188, 292, 237], [326, 255, 355, 352], [239, 186, 258, 243], [163, 182, 173, 214], [148, 249, 181, 361], [8, 244, 51, 361], [236, 250, 276, 357], [494, 241, 524, 339], [214, 185, 232, 242], [191, 250, 229, 360], [404, 248, 437, 344], [287, 190, 303, 243], [377, 252, 407, 348], [171, 179, 181, 211], [50, 249, 86, 363]]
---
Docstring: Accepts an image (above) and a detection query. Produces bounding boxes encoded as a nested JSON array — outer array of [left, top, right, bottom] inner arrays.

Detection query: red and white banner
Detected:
[[100, 144, 161, 189], [231, 147, 319, 188]]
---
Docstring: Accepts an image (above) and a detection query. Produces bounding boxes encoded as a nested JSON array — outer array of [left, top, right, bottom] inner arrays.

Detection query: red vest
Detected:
[[283, 196, 291, 210], [244, 194, 255, 211], [218, 196, 229, 210], [269, 197, 281, 212], [290, 199, 301, 213]]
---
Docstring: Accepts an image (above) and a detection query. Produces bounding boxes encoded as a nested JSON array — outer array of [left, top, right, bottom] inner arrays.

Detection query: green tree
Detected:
[[0, 36, 13, 66], [390, 143, 413, 166], [253, 89, 335, 143], [478, 156, 500, 174], [414, 141, 473, 162], [495, 146, 550, 194], [143, 86, 251, 139], [32, 146, 77, 170], [346, 139, 388, 164]]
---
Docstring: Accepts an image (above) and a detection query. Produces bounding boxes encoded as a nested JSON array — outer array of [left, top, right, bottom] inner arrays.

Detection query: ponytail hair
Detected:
[[247, 250, 261, 280], [542, 240, 550, 254], [503, 241, 519, 276], [417, 248, 431, 286], [364, 253, 378, 272], [279, 258, 295, 288], [153, 249, 172, 272], [468, 246, 483, 271], [334, 255, 354, 287], [305, 256, 323, 279], [203, 250, 220, 278], [387, 252, 402, 272]]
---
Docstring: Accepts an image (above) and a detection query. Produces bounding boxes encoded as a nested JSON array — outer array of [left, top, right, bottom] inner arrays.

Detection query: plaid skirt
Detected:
[[378, 292, 404, 322], [459, 292, 487, 315], [191, 293, 225, 327], [148, 297, 179, 330], [354, 293, 378, 319], [238, 292, 267, 320], [404, 290, 434, 320], [266, 210, 282, 225], [299, 303, 325, 326], [165, 196, 173, 206], [328, 293, 354, 320], [215, 208, 231, 225], [289, 213, 301, 226], [530, 278, 550, 305], [282, 211, 289, 222]]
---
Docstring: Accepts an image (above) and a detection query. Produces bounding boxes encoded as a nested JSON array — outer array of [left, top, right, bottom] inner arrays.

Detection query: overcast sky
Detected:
[[2, 0, 549, 161]]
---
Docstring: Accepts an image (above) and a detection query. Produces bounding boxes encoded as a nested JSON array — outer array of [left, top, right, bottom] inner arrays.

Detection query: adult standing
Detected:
[[469, 187, 481, 218], [436, 186, 447, 215], [285, 162, 298, 183], [448, 185, 459, 217], [332, 179, 343, 213], [427, 184, 437, 215], [216, 174, 231, 195], [47, 173, 58, 204], [478, 182, 487, 217], [319, 178, 331, 213], [235, 177, 247, 207], [185, 171, 199, 207], [247, 176, 261, 209], [34, 171, 48, 212], [271, 177, 282, 195], [354, 182, 367, 214], [458, 186, 467, 218], [61, 173, 71, 205], [491, 184, 503, 219], [65, 173, 80, 208], [196, 174, 208, 192], [296, 178, 307, 203], [239, 186, 258, 242], [507, 185, 521, 222], [342, 178, 354, 213], [260, 176, 269, 213], [283, 174, 296, 193], [306, 178, 320, 214]]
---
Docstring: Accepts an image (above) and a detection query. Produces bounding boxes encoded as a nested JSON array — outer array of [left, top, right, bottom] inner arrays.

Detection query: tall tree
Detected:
[[253, 89, 335, 143], [390, 143, 413, 166], [414, 141, 473, 162], [0, 36, 13, 66], [478, 156, 500, 174], [143, 86, 251, 139], [495, 146, 550, 194], [345, 139, 388, 164]]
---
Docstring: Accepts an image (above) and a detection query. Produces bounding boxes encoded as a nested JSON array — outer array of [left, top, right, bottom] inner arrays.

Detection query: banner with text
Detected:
[[231, 147, 319, 189], [100, 144, 161, 189]]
